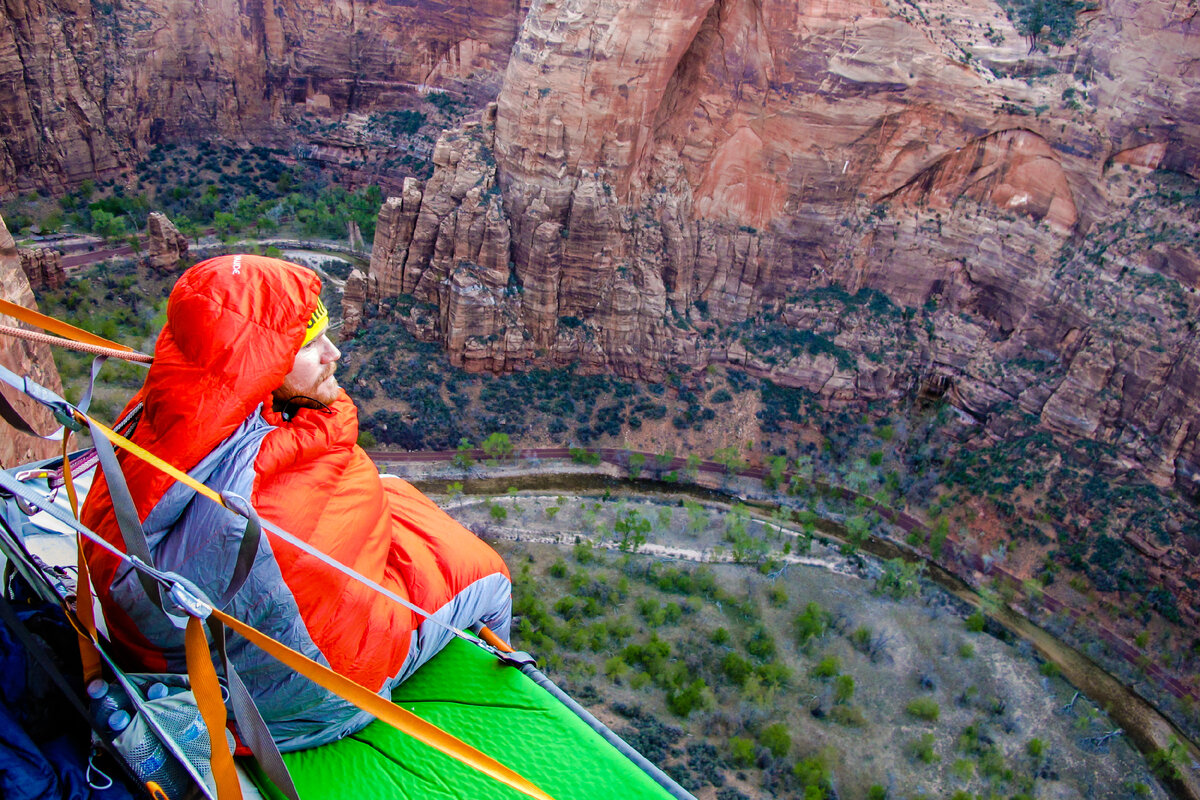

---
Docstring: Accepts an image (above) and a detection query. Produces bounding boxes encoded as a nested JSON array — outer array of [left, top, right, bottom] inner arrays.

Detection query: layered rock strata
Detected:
[[355, 0, 1200, 498], [0, 215, 65, 467], [0, 0, 528, 192], [18, 247, 65, 290]]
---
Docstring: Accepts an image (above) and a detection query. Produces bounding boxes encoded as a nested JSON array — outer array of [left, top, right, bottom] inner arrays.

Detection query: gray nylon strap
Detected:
[[218, 493, 263, 608], [255, 514, 499, 657], [0, 355, 106, 440], [208, 618, 301, 800], [86, 415, 166, 612]]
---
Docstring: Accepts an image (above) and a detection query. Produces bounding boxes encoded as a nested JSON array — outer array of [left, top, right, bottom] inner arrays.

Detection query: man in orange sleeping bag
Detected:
[[81, 254, 512, 750]]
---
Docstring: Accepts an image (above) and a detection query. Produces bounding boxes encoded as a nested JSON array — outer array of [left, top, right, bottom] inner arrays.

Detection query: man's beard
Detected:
[[273, 365, 340, 409]]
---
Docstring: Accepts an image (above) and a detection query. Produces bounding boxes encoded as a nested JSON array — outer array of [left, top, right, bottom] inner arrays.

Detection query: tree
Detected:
[[1009, 0, 1085, 53], [452, 437, 475, 471], [1148, 736, 1186, 782], [764, 455, 788, 490], [570, 446, 601, 465], [874, 558, 924, 600], [90, 209, 128, 242], [684, 499, 707, 535], [482, 432, 513, 463], [713, 445, 747, 475], [489, 502, 508, 523], [614, 507, 651, 552], [627, 451, 646, 478]]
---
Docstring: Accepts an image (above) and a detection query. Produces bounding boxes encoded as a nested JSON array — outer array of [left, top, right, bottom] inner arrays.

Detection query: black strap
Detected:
[[216, 493, 263, 608], [0, 388, 45, 437]]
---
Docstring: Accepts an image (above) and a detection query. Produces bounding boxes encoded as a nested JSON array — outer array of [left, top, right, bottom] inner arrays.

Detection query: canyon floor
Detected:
[[434, 485, 1175, 799]]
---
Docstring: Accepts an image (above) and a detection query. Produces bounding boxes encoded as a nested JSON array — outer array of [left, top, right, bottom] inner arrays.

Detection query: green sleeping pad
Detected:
[[246, 638, 680, 800]]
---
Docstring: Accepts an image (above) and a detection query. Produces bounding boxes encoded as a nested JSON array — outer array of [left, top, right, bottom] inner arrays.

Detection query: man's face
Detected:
[[273, 333, 341, 408]]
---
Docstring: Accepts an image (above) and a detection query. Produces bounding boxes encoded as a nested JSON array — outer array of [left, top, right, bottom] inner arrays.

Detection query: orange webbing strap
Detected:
[[74, 545, 103, 682], [209, 606, 556, 800], [78, 411, 225, 508], [62, 432, 103, 683], [0, 297, 144, 355], [186, 616, 242, 800]]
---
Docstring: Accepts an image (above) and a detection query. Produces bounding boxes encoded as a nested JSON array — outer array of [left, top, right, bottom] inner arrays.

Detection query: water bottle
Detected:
[[107, 710, 133, 733], [87, 680, 130, 728], [172, 701, 222, 787], [111, 709, 187, 798]]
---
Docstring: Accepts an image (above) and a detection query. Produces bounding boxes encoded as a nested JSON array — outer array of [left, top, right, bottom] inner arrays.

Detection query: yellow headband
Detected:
[[301, 298, 329, 347]]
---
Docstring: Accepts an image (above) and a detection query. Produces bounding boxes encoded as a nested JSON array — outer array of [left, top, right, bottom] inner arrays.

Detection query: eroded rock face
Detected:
[[4, 0, 1199, 494], [0, 214, 65, 468], [18, 248, 65, 290], [145, 212, 188, 273], [0, 0, 528, 192], [360, 0, 1200, 495]]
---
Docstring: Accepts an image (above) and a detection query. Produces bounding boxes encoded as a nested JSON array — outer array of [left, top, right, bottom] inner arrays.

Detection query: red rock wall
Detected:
[[361, 0, 1200, 493], [0, 214, 65, 468], [0, 0, 529, 193]]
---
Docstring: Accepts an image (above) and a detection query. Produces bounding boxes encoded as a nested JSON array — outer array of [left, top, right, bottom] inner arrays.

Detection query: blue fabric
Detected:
[[0, 596, 137, 800]]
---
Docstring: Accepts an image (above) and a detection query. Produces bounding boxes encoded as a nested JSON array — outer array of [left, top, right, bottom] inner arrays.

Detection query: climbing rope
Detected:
[[0, 324, 154, 363]]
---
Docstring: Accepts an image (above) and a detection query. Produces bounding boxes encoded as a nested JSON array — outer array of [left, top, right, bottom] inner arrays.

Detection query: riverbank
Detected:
[[380, 451, 1200, 800]]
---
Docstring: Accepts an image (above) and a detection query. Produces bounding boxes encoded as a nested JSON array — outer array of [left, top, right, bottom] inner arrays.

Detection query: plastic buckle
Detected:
[[497, 649, 538, 670]]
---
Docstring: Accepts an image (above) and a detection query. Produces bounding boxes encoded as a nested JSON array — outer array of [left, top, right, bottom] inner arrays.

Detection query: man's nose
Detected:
[[321, 336, 340, 362]]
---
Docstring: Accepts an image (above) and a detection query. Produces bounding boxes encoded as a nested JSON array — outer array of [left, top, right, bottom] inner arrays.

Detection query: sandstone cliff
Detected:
[[0, 0, 528, 192], [0, 213, 65, 468], [144, 211, 187, 273], [357, 0, 1200, 498], [3, 0, 1198, 493], [18, 246, 65, 289]]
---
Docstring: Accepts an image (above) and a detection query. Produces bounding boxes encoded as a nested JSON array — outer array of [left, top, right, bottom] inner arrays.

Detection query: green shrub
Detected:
[[907, 733, 940, 763], [810, 657, 840, 680], [747, 626, 777, 660], [721, 652, 753, 686], [829, 705, 866, 727], [793, 755, 832, 795], [794, 602, 829, 644], [834, 674, 855, 703], [905, 698, 940, 721], [759, 723, 791, 758], [729, 736, 756, 767], [666, 679, 714, 717]]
